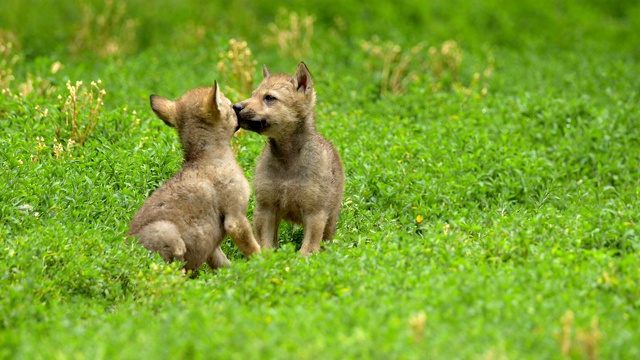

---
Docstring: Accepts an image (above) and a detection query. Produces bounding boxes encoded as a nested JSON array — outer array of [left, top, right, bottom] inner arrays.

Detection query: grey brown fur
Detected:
[[128, 81, 260, 271], [233, 62, 344, 255]]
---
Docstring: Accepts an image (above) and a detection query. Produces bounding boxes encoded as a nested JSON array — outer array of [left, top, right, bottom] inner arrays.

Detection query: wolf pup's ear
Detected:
[[213, 80, 223, 109], [291, 62, 313, 94], [203, 80, 224, 116], [150, 95, 177, 127], [262, 65, 271, 79]]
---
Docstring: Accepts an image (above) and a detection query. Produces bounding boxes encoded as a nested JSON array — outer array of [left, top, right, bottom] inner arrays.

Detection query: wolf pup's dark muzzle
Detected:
[[233, 103, 268, 133]]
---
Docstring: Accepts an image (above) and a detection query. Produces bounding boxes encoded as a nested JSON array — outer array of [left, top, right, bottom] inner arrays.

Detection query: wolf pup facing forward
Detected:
[[128, 81, 261, 272], [233, 62, 344, 256]]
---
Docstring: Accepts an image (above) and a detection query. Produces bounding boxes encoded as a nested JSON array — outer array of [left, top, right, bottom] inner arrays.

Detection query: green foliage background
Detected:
[[1, 0, 639, 358]]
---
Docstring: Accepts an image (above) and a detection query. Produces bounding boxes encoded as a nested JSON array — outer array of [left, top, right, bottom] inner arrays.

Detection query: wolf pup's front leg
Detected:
[[253, 202, 281, 249]]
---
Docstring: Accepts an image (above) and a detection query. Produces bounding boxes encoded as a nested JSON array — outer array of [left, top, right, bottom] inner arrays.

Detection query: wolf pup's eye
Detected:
[[264, 94, 277, 102]]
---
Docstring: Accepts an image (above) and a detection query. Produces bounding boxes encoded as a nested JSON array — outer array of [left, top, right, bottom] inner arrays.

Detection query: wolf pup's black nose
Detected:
[[232, 103, 243, 114]]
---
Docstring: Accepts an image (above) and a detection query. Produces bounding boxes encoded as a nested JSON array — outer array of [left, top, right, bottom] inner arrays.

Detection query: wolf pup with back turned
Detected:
[[128, 81, 260, 272], [233, 62, 344, 256]]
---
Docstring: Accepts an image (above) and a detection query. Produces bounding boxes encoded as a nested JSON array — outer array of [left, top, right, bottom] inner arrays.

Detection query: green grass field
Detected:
[[1, 0, 639, 358]]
